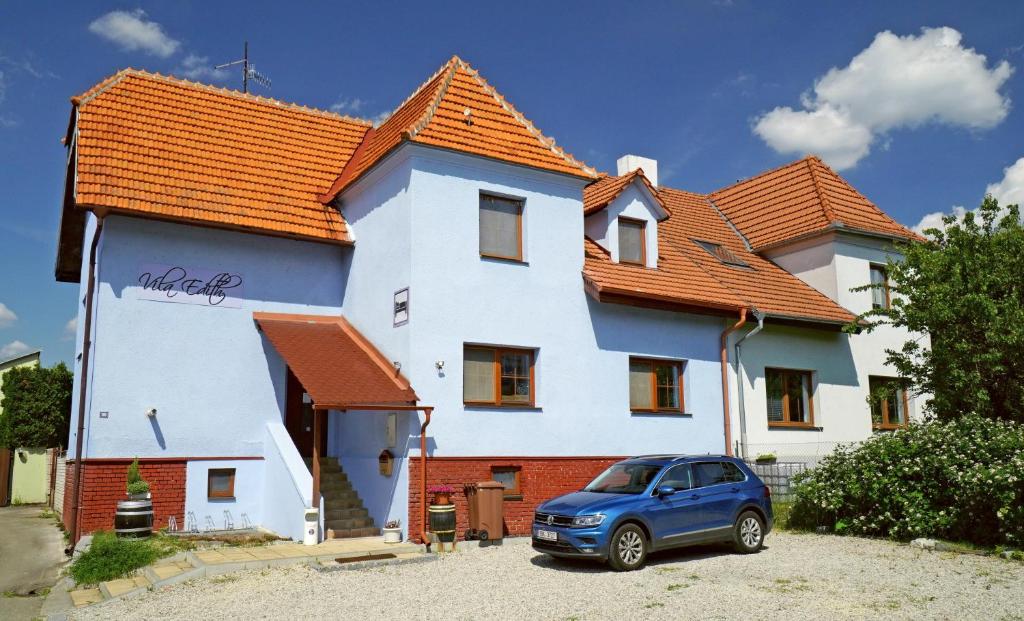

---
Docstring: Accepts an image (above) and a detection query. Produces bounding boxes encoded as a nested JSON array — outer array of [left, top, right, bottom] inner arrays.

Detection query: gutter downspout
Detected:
[[420, 407, 432, 551], [720, 309, 747, 456], [734, 310, 766, 460], [69, 214, 104, 549]]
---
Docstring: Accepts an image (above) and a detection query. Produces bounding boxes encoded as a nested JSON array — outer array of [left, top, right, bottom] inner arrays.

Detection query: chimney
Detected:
[[616, 154, 658, 187]]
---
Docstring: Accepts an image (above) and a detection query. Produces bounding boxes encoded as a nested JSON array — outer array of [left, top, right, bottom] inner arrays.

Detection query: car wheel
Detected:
[[608, 524, 647, 571], [733, 510, 765, 554]]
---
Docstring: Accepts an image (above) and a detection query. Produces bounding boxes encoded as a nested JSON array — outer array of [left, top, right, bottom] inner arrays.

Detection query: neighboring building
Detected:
[[54, 57, 926, 543], [0, 350, 43, 506]]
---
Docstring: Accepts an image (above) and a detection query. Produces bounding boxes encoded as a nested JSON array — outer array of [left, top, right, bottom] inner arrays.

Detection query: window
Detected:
[[207, 468, 235, 499], [463, 346, 535, 406], [629, 358, 684, 413], [656, 464, 694, 491], [869, 376, 908, 430], [491, 466, 522, 498], [692, 462, 746, 487], [479, 194, 523, 261], [766, 368, 814, 427], [618, 217, 646, 265], [694, 239, 750, 268], [870, 264, 890, 309]]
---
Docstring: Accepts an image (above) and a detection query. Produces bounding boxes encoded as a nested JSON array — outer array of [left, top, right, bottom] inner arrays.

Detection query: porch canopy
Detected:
[[253, 312, 417, 409]]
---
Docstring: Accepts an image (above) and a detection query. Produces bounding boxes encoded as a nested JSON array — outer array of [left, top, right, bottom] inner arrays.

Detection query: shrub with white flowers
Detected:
[[789, 414, 1024, 546]]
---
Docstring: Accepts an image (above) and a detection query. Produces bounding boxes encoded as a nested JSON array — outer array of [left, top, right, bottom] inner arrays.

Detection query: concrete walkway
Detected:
[[0, 505, 66, 621]]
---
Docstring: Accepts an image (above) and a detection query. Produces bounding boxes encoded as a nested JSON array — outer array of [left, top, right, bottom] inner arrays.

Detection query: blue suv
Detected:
[[532, 455, 773, 571]]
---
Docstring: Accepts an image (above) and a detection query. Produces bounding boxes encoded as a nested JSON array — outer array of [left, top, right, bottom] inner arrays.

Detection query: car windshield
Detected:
[[583, 463, 663, 494]]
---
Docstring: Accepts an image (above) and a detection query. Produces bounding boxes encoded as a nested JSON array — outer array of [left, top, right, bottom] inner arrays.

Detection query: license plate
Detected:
[[536, 529, 557, 542]]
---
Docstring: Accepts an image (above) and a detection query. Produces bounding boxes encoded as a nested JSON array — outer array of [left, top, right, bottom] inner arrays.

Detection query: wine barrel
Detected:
[[115, 498, 153, 538], [428, 503, 456, 543]]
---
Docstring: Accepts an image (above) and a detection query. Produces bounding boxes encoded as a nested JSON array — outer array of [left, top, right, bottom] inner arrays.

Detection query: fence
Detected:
[[740, 439, 864, 502], [51, 450, 67, 516]]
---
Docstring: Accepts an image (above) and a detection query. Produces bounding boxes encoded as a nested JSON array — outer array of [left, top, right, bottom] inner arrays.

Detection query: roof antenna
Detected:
[[214, 41, 272, 93]]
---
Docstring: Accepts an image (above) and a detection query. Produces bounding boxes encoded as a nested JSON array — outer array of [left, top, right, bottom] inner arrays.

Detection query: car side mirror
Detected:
[[656, 485, 676, 497]]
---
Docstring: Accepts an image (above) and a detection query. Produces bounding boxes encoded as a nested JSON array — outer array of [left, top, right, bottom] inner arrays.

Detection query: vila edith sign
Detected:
[[137, 264, 245, 308]]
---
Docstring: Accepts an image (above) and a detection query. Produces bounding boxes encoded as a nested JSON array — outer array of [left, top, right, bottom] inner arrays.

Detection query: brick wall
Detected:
[[409, 456, 622, 541], [62, 459, 186, 539]]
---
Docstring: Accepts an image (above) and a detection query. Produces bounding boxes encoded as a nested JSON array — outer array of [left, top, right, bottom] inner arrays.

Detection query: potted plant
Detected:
[[115, 458, 153, 538], [383, 519, 402, 543], [755, 453, 777, 465], [427, 484, 455, 506]]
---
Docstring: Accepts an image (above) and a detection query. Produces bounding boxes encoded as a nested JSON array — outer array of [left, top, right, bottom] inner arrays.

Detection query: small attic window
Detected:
[[694, 240, 750, 269]]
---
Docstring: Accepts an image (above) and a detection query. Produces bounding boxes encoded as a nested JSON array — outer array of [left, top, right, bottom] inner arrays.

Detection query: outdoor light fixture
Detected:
[[434, 360, 445, 371], [145, 408, 157, 418]]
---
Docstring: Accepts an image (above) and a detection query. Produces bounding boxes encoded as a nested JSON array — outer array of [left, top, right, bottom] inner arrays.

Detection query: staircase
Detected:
[[305, 456, 380, 539]]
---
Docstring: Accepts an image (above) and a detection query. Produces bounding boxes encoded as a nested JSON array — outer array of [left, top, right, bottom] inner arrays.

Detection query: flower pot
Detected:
[[382, 527, 402, 544], [432, 493, 451, 505], [428, 504, 456, 543], [115, 497, 153, 538]]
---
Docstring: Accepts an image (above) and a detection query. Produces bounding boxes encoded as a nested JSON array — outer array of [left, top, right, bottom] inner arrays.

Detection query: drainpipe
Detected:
[[69, 214, 104, 549], [720, 309, 747, 456], [419, 407, 432, 551], [734, 310, 766, 460]]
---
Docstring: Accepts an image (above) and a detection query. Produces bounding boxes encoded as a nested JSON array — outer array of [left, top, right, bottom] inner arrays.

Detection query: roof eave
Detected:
[[753, 222, 920, 254]]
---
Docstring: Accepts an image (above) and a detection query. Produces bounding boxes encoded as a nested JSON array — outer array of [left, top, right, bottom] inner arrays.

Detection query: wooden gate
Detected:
[[0, 448, 11, 506]]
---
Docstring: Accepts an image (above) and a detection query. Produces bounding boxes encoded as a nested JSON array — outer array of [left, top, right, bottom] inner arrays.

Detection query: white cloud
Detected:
[[0, 303, 15, 328], [754, 27, 1013, 169], [88, 9, 181, 58], [62, 317, 77, 341], [175, 54, 229, 82], [0, 340, 32, 359], [329, 97, 366, 114], [912, 156, 1024, 233]]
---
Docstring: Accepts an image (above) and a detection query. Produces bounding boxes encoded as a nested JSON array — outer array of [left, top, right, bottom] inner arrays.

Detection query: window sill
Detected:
[[480, 254, 528, 266], [873, 426, 907, 432], [208, 496, 236, 501], [464, 404, 542, 412], [502, 495, 523, 502], [767, 424, 823, 432], [630, 410, 692, 417]]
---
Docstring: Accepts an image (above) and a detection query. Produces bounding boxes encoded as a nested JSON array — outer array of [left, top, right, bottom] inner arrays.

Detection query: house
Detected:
[[54, 56, 925, 544]]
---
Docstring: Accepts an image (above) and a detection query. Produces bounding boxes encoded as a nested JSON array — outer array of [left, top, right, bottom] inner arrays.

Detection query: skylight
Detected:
[[694, 240, 751, 269]]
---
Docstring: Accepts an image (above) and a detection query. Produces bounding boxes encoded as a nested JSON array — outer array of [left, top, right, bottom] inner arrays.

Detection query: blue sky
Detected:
[[1, 1, 1022, 366]]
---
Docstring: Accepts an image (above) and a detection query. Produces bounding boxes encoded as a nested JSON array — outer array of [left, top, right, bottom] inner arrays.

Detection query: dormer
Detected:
[[583, 155, 669, 269]]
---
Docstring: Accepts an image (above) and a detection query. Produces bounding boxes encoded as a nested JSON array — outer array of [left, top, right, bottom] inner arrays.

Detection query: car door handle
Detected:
[[689, 494, 700, 500], [730, 487, 740, 493]]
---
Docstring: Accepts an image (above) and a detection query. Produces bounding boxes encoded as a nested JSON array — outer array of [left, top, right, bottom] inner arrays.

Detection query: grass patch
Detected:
[[666, 583, 689, 591], [210, 574, 239, 584], [644, 602, 665, 609], [69, 531, 193, 586], [772, 502, 793, 530]]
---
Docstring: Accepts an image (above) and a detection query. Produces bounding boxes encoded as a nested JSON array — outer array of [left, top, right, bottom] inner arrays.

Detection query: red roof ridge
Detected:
[[402, 58, 460, 139], [455, 57, 596, 178], [713, 154, 819, 195], [805, 156, 837, 223], [72, 68, 374, 126]]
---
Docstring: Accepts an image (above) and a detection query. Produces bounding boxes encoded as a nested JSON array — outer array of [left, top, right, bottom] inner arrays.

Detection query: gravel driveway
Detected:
[[70, 532, 1024, 621]]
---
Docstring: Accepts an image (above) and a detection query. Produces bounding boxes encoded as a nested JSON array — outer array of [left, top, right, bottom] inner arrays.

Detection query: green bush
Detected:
[[126, 480, 150, 496], [69, 531, 161, 585], [789, 414, 1024, 546]]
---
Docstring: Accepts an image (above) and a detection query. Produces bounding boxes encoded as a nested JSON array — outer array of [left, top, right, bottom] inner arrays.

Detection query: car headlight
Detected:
[[571, 514, 606, 528]]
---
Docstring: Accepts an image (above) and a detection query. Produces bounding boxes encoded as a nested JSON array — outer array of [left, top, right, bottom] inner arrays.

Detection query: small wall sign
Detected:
[[393, 287, 409, 326], [137, 264, 245, 308]]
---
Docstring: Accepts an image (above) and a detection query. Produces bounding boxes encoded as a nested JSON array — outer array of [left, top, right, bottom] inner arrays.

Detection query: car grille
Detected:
[[532, 537, 576, 552], [534, 512, 574, 527]]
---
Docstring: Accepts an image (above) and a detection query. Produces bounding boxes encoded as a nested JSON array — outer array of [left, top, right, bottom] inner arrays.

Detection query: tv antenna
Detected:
[[214, 41, 271, 93]]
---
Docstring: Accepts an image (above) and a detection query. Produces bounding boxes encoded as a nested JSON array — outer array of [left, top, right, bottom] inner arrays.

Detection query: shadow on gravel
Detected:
[[530, 542, 765, 573]]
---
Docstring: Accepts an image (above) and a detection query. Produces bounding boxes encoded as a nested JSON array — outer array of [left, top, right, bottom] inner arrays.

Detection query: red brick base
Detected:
[[63, 459, 186, 539], [409, 456, 622, 541]]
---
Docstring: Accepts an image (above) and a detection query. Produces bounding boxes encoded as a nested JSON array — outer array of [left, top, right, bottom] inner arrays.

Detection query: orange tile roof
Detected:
[[254, 313, 417, 408], [320, 56, 596, 200], [582, 169, 669, 218], [583, 180, 858, 326], [710, 156, 922, 250], [71, 69, 371, 244]]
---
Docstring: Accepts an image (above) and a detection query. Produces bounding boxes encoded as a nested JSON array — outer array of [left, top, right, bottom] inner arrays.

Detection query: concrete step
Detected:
[[322, 489, 361, 503], [321, 482, 354, 494], [324, 497, 364, 510], [327, 526, 381, 539], [324, 507, 369, 520], [325, 517, 375, 531]]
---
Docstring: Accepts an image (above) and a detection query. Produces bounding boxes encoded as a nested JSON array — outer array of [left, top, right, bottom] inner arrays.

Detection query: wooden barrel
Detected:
[[115, 498, 153, 538], [428, 504, 456, 543]]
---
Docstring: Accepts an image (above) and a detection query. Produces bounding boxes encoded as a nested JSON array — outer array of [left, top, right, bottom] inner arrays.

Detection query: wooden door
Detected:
[[285, 370, 325, 458], [0, 448, 11, 506]]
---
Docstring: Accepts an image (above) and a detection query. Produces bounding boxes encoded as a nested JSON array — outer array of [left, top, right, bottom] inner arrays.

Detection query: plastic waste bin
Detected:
[[464, 481, 504, 541], [303, 507, 319, 545]]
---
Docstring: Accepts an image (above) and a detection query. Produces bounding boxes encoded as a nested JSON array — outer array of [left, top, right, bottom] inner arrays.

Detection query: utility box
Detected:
[[464, 481, 505, 541], [303, 507, 319, 545]]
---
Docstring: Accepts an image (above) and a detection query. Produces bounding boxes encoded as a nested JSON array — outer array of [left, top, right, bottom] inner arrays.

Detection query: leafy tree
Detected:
[[850, 197, 1024, 422], [0, 362, 73, 448]]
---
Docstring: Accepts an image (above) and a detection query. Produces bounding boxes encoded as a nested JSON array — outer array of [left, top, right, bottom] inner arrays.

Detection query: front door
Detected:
[[285, 369, 325, 458]]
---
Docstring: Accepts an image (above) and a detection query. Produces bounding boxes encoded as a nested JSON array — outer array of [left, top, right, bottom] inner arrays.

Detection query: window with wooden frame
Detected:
[[869, 264, 891, 309], [766, 368, 814, 427], [868, 376, 909, 430], [207, 468, 235, 499], [479, 194, 523, 261], [463, 345, 535, 407], [491, 466, 522, 499], [628, 358, 684, 413], [618, 217, 646, 265]]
